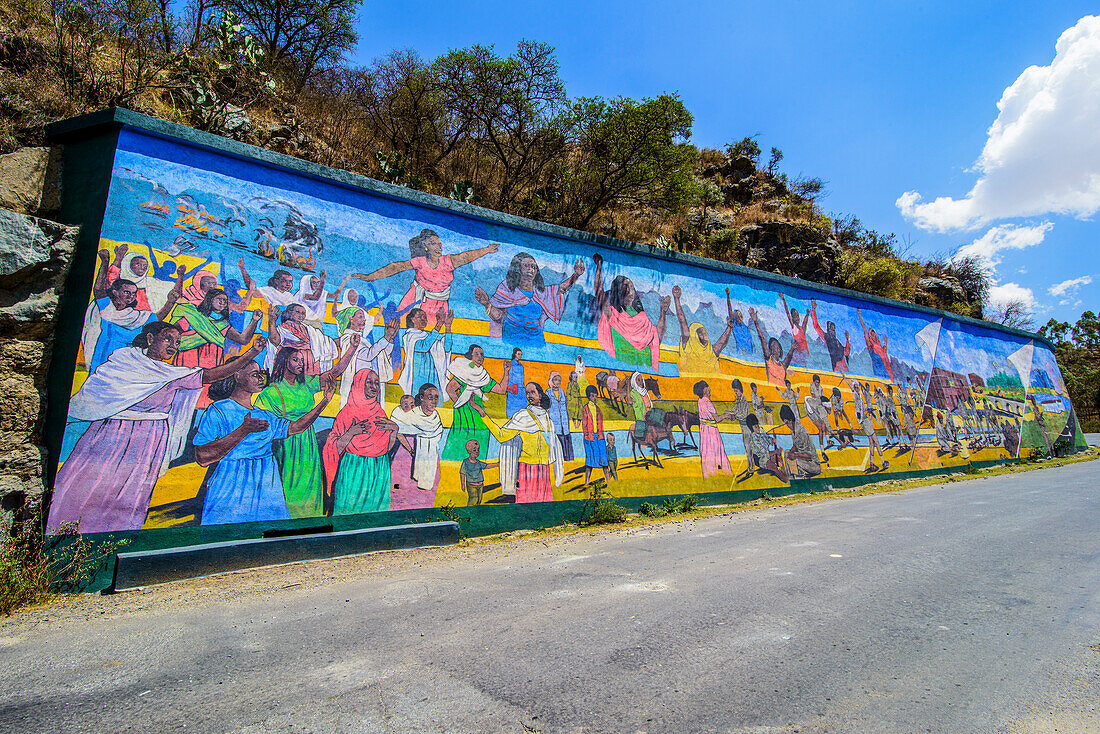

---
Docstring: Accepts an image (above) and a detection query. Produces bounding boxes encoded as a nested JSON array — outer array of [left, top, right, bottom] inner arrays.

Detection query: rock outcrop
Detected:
[[0, 202, 78, 531], [738, 222, 842, 284]]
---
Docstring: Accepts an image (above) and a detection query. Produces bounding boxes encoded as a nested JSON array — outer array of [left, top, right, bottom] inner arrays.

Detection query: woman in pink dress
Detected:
[[47, 323, 265, 534], [345, 229, 499, 327], [694, 380, 733, 478]]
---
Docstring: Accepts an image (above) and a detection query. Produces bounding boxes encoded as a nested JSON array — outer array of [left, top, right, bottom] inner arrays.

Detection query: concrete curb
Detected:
[[112, 521, 460, 591]]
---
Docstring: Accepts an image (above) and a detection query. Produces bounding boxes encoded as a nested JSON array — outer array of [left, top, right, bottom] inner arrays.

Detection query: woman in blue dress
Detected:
[[474, 252, 585, 345], [193, 357, 336, 525]]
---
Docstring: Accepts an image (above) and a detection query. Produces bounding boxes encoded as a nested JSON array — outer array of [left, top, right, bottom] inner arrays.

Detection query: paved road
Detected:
[[3, 461, 1099, 733]]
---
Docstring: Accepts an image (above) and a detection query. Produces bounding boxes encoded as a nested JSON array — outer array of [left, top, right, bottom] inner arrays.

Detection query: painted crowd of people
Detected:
[[49, 230, 1031, 534]]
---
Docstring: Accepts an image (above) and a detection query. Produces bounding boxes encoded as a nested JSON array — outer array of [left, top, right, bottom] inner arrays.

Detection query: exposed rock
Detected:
[[265, 123, 293, 141], [222, 104, 252, 135], [687, 209, 735, 232], [918, 276, 966, 305], [0, 146, 61, 215], [738, 222, 842, 284], [0, 208, 78, 530], [721, 179, 755, 206], [702, 154, 757, 182]]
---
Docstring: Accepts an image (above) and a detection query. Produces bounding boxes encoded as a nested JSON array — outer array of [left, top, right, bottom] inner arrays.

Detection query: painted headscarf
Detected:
[[630, 371, 653, 410], [295, 274, 326, 319], [679, 322, 719, 374], [182, 269, 216, 304], [119, 252, 150, 291], [322, 370, 390, 493], [335, 306, 365, 335]]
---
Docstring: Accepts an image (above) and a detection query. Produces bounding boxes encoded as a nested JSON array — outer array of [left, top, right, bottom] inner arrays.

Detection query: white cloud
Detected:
[[1049, 274, 1093, 296], [897, 15, 1100, 231], [950, 222, 1053, 269], [1048, 274, 1093, 305], [988, 282, 1037, 310]]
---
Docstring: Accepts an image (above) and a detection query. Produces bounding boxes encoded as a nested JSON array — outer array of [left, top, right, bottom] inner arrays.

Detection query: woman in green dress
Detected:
[[441, 344, 511, 461], [255, 337, 360, 517]]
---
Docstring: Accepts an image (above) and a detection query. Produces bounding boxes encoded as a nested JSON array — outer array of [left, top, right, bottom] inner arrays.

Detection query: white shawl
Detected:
[[339, 331, 393, 407], [497, 406, 564, 497], [398, 328, 449, 399], [295, 275, 328, 320], [67, 347, 202, 476], [255, 283, 298, 308], [271, 321, 336, 372], [446, 357, 493, 409], [81, 300, 153, 371], [391, 405, 444, 490]]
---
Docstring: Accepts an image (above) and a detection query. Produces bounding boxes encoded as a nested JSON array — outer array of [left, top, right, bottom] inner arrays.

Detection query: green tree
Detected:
[[344, 50, 448, 185], [1039, 311, 1100, 418], [223, 0, 360, 86], [552, 94, 695, 229], [432, 40, 568, 211]]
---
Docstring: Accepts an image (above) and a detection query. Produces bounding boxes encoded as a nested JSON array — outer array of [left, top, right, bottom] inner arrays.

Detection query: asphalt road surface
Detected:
[[2, 461, 1099, 733]]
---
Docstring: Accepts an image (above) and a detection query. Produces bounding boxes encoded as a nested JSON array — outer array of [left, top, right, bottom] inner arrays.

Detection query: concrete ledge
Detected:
[[112, 521, 459, 591]]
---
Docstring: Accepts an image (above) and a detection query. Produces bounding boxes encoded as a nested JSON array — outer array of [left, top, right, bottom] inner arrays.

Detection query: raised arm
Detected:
[[265, 305, 282, 346], [302, 270, 326, 302], [225, 309, 263, 345], [450, 242, 500, 269], [712, 315, 734, 356], [155, 266, 187, 322], [809, 299, 826, 341], [201, 338, 265, 384], [857, 307, 869, 341], [322, 333, 361, 381], [592, 253, 611, 317], [92, 249, 112, 299], [655, 295, 671, 342], [180, 257, 213, 281], [111, 243, 128, 271], [780, 293, 795, 330], [672, 285, 690, 348], [348, 259, 414, 282], [749, 307, 768, 357], [237, 257, 254, 289], [558, 258, 586, 295], [288, 380, 337, 435], [228, 285, 257, 313]]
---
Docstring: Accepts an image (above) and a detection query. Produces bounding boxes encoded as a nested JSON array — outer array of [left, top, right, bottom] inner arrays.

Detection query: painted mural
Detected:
[[45, 129, 1083, 535]]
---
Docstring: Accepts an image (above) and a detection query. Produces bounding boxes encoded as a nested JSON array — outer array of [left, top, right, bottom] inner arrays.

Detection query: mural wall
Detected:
[[46, 128, 1083, 535]]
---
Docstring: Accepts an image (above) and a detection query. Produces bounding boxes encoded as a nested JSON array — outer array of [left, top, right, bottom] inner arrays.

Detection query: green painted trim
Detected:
[[44, 108, 1056, 352]]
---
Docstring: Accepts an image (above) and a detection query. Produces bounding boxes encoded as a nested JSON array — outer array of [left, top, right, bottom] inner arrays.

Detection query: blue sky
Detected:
[[351, 1, 1100, 326]]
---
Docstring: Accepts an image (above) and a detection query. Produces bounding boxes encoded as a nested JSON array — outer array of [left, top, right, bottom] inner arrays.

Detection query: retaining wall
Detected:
[[33, 110, 1083, 583]]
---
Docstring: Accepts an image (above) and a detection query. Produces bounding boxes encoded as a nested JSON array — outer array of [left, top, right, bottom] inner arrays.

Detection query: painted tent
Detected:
[[45, 113, 1084, 540]]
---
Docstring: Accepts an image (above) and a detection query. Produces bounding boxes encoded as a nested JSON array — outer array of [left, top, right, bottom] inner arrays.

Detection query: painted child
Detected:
[[605, 433, 619, 480], [782, 379, 800, 420], [459, 439, 497, 507], [582, 386, 610, 484], [751, 382, 766, 425]]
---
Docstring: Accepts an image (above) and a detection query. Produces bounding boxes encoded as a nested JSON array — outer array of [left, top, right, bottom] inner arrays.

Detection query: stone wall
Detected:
[[0, 147, 77, 532]]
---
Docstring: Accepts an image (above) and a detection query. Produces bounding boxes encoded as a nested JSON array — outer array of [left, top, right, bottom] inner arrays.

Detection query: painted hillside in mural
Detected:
[[46, 129, 1083, 535]]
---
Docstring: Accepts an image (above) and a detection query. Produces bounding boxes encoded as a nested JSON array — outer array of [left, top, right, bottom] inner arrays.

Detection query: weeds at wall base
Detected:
[[0, 501, 127, 615]]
